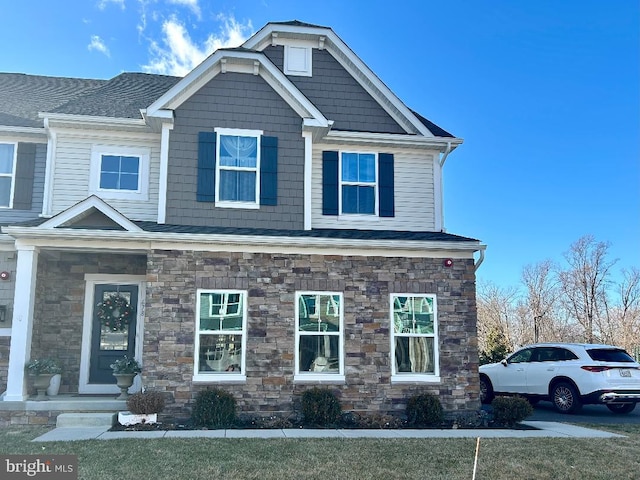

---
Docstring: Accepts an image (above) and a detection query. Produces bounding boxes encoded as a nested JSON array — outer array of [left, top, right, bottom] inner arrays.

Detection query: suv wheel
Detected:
[[479, 376, 494, 404], [606, 403, 636, 414], [551, 382, 582, 414]]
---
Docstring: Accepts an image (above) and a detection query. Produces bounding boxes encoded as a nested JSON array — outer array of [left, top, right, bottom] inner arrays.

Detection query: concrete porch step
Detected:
[[56, 412, 117, 428]]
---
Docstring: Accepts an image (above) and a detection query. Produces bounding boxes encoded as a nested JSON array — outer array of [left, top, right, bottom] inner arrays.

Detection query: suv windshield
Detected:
[[587, 348, 635, 363]]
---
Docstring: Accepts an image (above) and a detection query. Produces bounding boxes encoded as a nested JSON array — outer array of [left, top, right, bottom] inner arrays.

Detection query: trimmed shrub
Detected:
[[406, 393, 444, 427], [491, 396, 533, 427], [126, 391, 166, 414], [191, 388, 237, 428], [301, 387, 342, 426]]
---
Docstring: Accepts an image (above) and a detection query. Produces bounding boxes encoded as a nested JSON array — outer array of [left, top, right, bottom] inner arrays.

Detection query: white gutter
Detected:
[[3, 226, 484, 255]]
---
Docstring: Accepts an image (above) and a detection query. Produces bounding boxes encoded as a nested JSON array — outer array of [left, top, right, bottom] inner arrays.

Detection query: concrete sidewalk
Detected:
[[32, 421, 624, 442]]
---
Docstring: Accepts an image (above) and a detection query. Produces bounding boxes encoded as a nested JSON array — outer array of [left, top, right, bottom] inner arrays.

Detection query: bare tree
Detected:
[[476, 281, 519, 352], [603, 268, 640, 352], [521, 260, 559, 342], [558, 235, 617, 343]]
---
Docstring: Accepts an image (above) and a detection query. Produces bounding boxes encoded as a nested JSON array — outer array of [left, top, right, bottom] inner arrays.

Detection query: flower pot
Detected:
[[47, 373, 62, 397], [30, 374, 55, 401], [113, 373, 137, 400], [118, 411, 158, 426]]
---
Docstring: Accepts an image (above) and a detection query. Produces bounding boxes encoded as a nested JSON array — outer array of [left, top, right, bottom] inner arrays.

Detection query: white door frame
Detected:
[[79, 274, 146, 394]]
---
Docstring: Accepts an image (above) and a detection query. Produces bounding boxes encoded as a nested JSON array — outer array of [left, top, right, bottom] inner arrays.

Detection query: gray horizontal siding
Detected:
[[263, 46, 405, 134], [0, 142, 46, 224], [165, 72, 305, 230]]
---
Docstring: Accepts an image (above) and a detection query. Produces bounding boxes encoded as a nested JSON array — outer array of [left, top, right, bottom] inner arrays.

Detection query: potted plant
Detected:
[[110, 355, 141, 400], [26, 358, 62, 401]]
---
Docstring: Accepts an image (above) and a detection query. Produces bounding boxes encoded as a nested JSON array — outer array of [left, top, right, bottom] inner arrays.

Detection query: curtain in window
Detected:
[[220, 136, 257, 167]]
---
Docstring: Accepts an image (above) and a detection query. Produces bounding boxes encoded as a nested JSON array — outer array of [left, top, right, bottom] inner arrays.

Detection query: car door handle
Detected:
[[546, 368, 555, 371], [516, 368, 524, 372]]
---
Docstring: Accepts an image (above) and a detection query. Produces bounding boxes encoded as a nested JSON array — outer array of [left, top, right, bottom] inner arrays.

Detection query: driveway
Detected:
[[529, 401, 640, 424]]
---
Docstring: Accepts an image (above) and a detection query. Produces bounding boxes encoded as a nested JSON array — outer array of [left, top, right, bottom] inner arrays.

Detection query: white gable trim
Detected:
[[38, 195, 143, 232], [146, 50, 329, 127], [244, 24, 449, 139]]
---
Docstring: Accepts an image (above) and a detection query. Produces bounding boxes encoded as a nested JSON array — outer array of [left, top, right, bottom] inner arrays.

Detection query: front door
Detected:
[[89, 284, 138, 384]]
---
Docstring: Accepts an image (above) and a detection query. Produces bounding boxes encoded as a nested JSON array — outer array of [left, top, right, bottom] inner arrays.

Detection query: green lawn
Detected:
[[1, 424, 638, 479]]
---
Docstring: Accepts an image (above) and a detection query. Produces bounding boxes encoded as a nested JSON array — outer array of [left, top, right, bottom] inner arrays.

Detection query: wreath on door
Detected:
[[96, 294, 133, 332]]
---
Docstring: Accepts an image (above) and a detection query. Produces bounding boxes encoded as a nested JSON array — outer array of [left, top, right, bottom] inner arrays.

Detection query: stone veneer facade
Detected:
[[31, 252, 147, 394], [143, 249, 481, 416]]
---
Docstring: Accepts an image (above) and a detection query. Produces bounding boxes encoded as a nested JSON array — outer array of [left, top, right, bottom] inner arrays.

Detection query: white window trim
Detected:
[[284, 45, 312, 77], [89, 145, 150, 201], [294, 291, 345, 383], [0, 142, 17, 209], [214, 127, 263, 210], [390, 293, 440, 383], [193, 289, 247, 383], [339, 151, 378, 216]]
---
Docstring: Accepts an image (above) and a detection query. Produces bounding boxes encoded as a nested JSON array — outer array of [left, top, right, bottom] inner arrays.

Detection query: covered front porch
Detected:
[[1, 197, 151, 404]]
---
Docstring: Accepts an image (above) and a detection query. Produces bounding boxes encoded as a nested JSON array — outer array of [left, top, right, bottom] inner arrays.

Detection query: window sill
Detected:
[[89, 189, 148, 202], [215, 201, 260, 210], [338, 213, 380, 221], [293, 374, 346, 384], [192, 374, 246, 384], [0, 328, 11, 337], [391, 374, 441, 384]]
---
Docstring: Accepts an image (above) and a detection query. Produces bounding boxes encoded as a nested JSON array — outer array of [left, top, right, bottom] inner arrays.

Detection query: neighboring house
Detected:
[[0, 21, 485, 419]]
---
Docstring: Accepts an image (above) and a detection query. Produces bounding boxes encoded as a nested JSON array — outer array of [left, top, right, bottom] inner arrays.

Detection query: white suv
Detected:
[[479, 343, 640, 414]]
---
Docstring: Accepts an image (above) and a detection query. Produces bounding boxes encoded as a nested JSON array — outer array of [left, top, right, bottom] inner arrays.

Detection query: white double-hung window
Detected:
[[391, 294, 439, 381], [340, 152, 377, 215], [215, 128, 262, 209], [0, 143, 17, 208], [295, 292, 344, 381], [194, 290, 247, 382]]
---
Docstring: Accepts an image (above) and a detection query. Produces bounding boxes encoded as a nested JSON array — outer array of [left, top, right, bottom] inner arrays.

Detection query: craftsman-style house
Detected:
[[0, 21, 484, 421]]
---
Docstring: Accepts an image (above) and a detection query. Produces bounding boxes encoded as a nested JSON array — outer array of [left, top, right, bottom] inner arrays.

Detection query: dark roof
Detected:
[[51, 73, 181, 119], [0, 73, 105, 128], [134, 222, 479, 242], [410, 109, 454, 138], [269, 20, 329, 29]]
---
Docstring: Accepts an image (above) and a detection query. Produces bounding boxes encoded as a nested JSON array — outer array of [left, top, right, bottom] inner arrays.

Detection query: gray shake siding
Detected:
[[263, 46, 406, 134], [165, 72, 305, 229]]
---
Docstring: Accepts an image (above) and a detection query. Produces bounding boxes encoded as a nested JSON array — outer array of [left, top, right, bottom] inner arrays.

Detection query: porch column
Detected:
[[4, 246, 39, 401]]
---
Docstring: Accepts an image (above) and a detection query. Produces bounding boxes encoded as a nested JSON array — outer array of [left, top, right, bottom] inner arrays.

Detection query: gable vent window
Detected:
[[284, 45, 312, 77]]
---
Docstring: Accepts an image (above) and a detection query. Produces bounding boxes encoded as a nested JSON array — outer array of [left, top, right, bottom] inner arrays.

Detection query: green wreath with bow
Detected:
[[96, 294, 133, 331]]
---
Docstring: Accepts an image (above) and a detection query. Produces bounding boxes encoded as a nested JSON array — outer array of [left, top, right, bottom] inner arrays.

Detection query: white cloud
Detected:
[[167, 0, 201, 20], [88, 35, 111, 57], [97, 0, 125, 10], [142, 15, 252, 76]]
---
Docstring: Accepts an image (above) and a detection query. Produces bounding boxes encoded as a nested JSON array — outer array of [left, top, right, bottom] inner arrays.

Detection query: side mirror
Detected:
[[501, 359, 508, 367]]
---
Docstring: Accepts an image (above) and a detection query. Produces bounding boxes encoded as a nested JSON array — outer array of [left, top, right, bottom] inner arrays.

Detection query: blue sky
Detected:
[[1, 1, 638, 289]]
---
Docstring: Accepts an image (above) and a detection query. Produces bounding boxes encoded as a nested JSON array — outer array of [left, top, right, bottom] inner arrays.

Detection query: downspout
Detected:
[[474, 249, 485, 272], [438, 141, 452, 231]]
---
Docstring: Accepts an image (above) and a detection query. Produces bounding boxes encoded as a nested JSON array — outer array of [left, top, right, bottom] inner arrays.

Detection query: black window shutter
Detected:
[[260, 136, 278, 206], [13, 143, 37, 210], [322, 151, 339, 215], [196, 132, 216, 202], [378, 153, 395, 217]]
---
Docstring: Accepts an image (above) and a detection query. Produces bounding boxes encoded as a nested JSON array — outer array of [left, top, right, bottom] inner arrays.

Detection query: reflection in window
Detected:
[[391, 295, 438, 375], [196, 290, 246, 374], [296, 293, 342, 374]]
